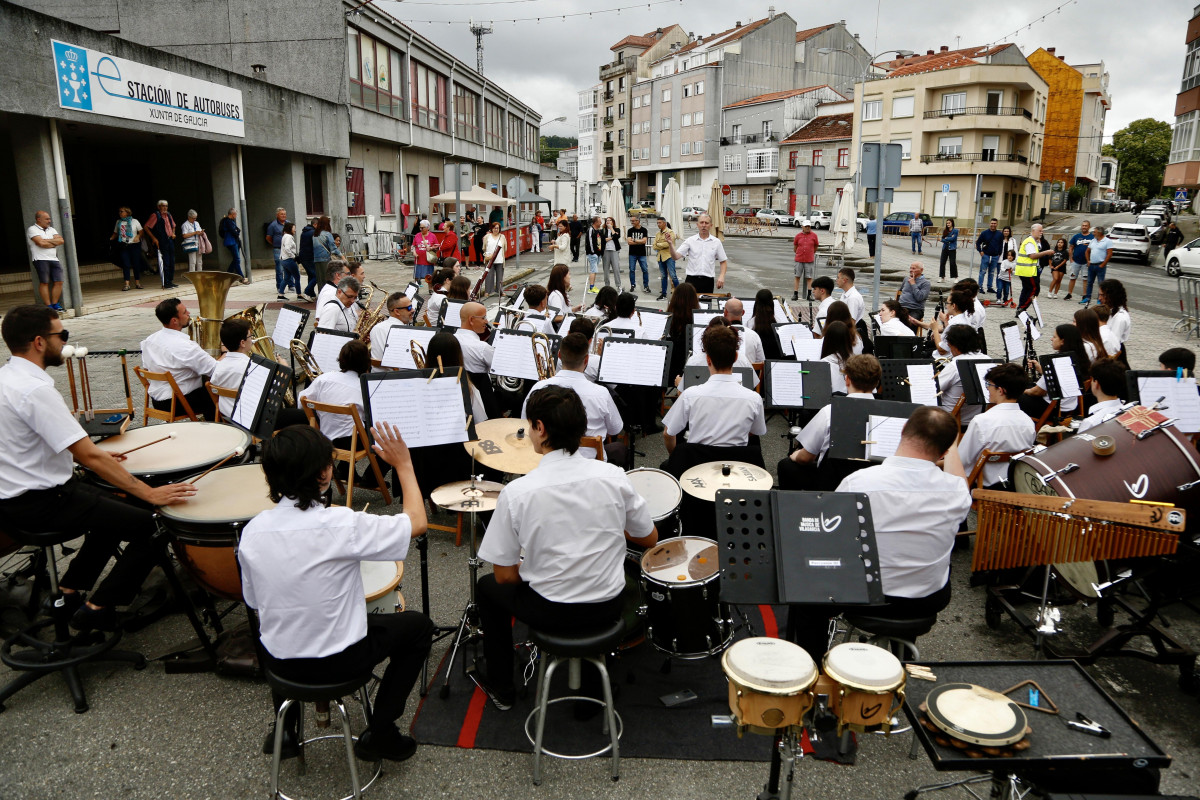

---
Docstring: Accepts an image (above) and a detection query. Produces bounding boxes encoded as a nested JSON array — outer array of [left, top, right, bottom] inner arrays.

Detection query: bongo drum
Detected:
[[722, 637, 818, 735], [626, 467, 683, 539], [360, 561, 405, 614], [94, 422, 251, 486], [639, 536, 733, 658], [819, 642, 906, 734], [157, 463, 275, 602]]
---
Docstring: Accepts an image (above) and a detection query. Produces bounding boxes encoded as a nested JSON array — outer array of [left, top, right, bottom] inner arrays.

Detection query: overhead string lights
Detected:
[[398, 0, 680, 26], [985, 0, 1078, 48]]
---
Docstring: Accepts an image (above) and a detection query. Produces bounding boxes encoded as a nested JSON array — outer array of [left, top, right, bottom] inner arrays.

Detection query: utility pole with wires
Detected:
[[468, 19, 492, 74]]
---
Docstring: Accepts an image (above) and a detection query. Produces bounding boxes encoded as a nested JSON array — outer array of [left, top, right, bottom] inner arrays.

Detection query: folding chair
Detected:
[[134, 367, 199, 423], [299, 398, 393, 507], [579, 435, 605, 461], [205, 381, 239, 424], [751, 361, 764, 394], [960, 449, 1018, 538]]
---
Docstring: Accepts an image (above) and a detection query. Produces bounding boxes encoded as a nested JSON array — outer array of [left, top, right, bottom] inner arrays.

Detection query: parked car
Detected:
[[1107, 223, 1153, 264], [1166, 237, 1200, 276], [681, 206, 706, 221], [732, 207, 761, 217], [1145, 204, 1172, 222], [807, 210, 832, 229], [756, 209, 795, 225], [1134, 215, 1165, 242], [629, 201, 657, 216], [880, 212, 934, 235], [856, 212, 869, 232]]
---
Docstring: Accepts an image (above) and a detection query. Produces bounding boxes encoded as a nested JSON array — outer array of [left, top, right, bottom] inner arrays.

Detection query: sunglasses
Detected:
[[46, 329, 70, 343]]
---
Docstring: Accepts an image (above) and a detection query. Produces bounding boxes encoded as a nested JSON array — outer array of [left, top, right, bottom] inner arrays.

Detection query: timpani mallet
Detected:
[[114, 431, 178, 458]]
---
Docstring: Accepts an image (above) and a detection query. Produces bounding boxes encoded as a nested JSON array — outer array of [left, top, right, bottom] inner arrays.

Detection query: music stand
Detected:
[[685, 323, 706, 358], [1125, 371, 1200, 434], [1037, 354, 1083, 402], [596, 338, 673, 388], [307, 328, 358, 375], [635, 308, 671, 340], [999, 320, 1023, 364], [681, 365, 754, 390], [692, 310, 723, 327], [826, 396, 921, 461], [762, 360, 833, 411], [488, 329, 562, 383], [874, 335, 927, 360], [772, 322, 813, 357], [361, 368, 477, 445], [878, 359, 939, 404], [270, 304, 309, 352], [380, 324, 438, 370], [438, 298, 467, 330], [960, 358, 1003, 406], [228, 354, 293, 440]]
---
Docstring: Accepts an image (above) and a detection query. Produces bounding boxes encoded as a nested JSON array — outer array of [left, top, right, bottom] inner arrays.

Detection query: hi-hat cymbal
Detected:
[[463, 418, 543, 475], [430, 479, 505, 512], [680, 461, 773, 501]]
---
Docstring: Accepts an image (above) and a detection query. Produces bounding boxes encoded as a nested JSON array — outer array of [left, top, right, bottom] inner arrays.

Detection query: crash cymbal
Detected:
[[679, 461, 773, 501], [430, 479, 505, 512], [463, 418, 543, 475]]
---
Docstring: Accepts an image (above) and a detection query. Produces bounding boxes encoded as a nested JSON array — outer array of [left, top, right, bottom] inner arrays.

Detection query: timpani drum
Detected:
[[156, 463, 276, 602], [722, 637, 818, 735], [818, 642, 907, 735], [361, 561, 406, 614], [639, 536, 733, 658], [626, 468, 683, 539], [94, 422, 252, 486]]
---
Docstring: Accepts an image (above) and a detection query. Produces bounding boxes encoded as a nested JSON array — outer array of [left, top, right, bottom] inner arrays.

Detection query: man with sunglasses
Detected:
[[0, 306, 196, 631], [958, 363, 1035, 490]]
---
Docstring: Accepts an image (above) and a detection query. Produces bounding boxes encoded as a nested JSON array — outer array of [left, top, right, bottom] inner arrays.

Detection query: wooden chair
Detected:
[[580, 435, 605, 461], [751, 361, 764, 394], [205, 381, 239, 424], [299, 398, 393, 507], [960, 448, 1019, 538], [134, 367, 199, 424]]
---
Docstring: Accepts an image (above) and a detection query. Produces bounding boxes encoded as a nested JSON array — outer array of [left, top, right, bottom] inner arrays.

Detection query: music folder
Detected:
[[439, 298, 467, 329], [1125, 370, 1200, 433], [874, 335, 927, 360], [229, 354, 294, 440], [878, 359, 938, 405], [960, 358, 1003, 407], [1038, 354, 1083, 401], [763, 359, 833, 410], [596, 338, 673, 388], [826, 396, 921, 461], [271, 304, 309, 351], [361, 368, 476, 449], [681, 365, 754, 391], [380, 324, 438, 370]]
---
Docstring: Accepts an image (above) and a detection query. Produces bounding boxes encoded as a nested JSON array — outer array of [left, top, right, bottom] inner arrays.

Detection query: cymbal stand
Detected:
[[438, 464, 486, 699]]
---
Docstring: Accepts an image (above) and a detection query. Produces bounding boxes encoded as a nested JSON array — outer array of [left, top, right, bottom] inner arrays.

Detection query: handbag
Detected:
[[198, 230, 213, 255]]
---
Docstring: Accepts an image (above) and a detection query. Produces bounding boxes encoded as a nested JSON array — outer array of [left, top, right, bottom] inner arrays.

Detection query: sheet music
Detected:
[[441, 300, 465, 329], [511, 288, 526, 310], [691, 326, 706, 355], [773, 298, 790, 324], [310, 331, 355, 373], [489, 331, 541, 381], [638, 311, 670, 340], [1049, 355, 1082, 399], [693, 310, 722, 327], [974, 362, 995, 398], [366, 376, 468, 448], [271, 307, 304, 351], [231, 361, 269, 431], [768, 362, 807, 406], [791, 337, 824, 362], [597, 340, 666, 387], [906, 364, 938, 406], [1031, 298, 1044, 327], [404, 282, 420, 299], [381, 326, 437, 370], [1017, 311, 1041, 341], [1001, 324, 1024, 363], [1138, 376, 1200, 433], [776, 323, 812, 356], [597, 328, 633, 351], [865, 415, 906, 460]]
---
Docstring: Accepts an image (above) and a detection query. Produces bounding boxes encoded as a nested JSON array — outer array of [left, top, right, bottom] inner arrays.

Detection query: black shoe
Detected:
[[70, 603, 117, 632], [48, 590, 85, 618], [466, 664, 514, 711], [262, 725, 301, 760], [656, 293, 666, 300], [643, 286, 652, 293], [792, 291, 799, 301], [276, 293, 287, 301], [354, 728, 417, 762], [1063, 293, 1072, 301]]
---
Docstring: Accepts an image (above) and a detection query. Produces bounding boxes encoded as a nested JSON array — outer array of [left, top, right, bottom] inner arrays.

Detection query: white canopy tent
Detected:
[[429, 185, 515, 207]]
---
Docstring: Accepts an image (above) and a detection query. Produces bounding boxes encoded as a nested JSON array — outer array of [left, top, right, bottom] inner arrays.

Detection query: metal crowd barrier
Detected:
[[1174, 276, 1200, 339]]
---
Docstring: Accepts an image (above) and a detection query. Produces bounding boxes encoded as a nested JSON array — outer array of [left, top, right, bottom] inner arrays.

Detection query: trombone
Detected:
[[532, 332, 555, 381], [592, 323, 613, 355], [290, 339, 322, 382]]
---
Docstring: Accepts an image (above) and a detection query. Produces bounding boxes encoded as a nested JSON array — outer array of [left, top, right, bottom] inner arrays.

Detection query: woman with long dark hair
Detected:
[[1021, 323, 1089, 419], [822, 300, 861, 354], [666, 282, 700, 381], [751, 289, 782, 360], [820, 321, 854, 394], [938, 217, 959, 279], [1099, 279, 1130, 366], [1072, 308, 1109, 363], [482, 221, 506, 296], [585, 285, 619, 321], [878, 299, 916, 336]]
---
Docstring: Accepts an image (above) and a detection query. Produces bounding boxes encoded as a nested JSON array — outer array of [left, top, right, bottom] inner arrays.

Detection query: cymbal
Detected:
[[679, 461, 773, 501], [463, 418, 543, 475], [430, 479, 505, 512]]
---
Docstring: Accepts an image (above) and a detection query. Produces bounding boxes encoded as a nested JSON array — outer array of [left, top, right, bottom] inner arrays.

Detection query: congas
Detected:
[[157, 463, 276, 602], [361, 561, 405, 614], [919, 683, 1031, 754], [94, 422, 252, 486], [722, 637, 818, 735], [639, 536, 732, 658], [819, 642, 906, 734], [626, 467, 683, 539]]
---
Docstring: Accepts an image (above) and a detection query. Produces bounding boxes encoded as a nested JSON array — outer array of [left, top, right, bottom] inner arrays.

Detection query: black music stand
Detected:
[[307, 328, 358, 374], [635, 308, 671, 340], [960, 358, 1003, 407], [228, 354, 293, 440], [878, 359, 938, 404], [271, 303, 309, 353], [875, 335, 928, 360], [999, 320, 1023, 364], [772, 322, 814, 357], [1038, 354, 1083, 402], [596, 338, 673, 388], [681, 365, 754, 390], [1124, 371, 1200, 435], [826, 396, 921, 461], [438, 298, 468, 330], [762, 360, 834, 411]]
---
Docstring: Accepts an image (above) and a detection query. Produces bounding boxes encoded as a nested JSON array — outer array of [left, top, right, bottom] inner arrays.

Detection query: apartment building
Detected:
[[1163, 4, 1200, 208], [860, 44, 1048, 228], [778, 104, 854, 215], [1027, 48, 1111, 210], [578, 84, 603, 213]]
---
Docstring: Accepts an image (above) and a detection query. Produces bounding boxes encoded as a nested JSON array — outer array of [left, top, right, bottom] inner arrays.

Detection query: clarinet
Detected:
[[1023, 318, 1039, 382], [923, 293, 946, 357]]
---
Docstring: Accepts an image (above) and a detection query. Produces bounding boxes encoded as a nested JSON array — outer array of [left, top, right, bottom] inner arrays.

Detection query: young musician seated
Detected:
[[778, 354, 881, 488], [1159, 346, 1196, 375], [1020, 324, 1089, 421], [520, 284, 556, 335], [958, 363, 1035, 489], [423, 267, 455, 326], [0, 306, 196, 631], [682, 317, 760, 387], [452, 301, 495, 373], [140, 297, 219, 420], [922, 290, 976, 357], [1077, 358, 1127, 433], [788, 407, 970, 659], [297, 340, 370, 452], [521, 332, 624, 462], [835, 267, 865, 324], [317, 276, 361, 333], [468, 386, 656, 709], [209, 318, 254, 420], [565, 317, 602, 382], [937, 324, 990, 427], [953, 278, 986, 328], [603, 291, 645, 338], [239, 424, 433, 762], [877, 300, 917, 337], [370, 292, 416, 366]]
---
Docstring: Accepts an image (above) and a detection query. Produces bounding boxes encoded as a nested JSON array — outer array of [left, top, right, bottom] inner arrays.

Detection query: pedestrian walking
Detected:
[[110, 206, 144, 292], [279, 221, 303, 300], [1081, 226, 1114, 305], [27, 210, 65, 309], [181, 210, 205, 272], [297, 219, 317, 300], [791, 221, 819, 300], [974, 218, 1004, 293], [1164, 222, 1183, 261], [909, 212, 925, 254], [531, 211, 544, 253], [144, 199, 179, 288], [938, 218, 959, 279], [219, 208, 247, 282], [312, 216, 340, 294], [569, 213, 584, 263], [1063, 220, 1092, 301], [865, 215, 877, 258]]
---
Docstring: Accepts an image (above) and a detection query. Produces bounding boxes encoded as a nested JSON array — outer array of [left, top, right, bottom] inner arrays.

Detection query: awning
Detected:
[[429, 185, 515, 206]]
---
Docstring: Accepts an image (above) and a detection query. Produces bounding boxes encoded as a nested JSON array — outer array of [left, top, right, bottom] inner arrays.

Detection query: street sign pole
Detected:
[[872, 149, 887, 314], [968, 173, 982, 277]]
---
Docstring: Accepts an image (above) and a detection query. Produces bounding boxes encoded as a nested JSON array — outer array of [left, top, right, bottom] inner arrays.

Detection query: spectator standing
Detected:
[[996, 250, 1015, 307], [297, 219, 317, 301], [279, 222, 303, 301], [584, 216, 603, 293], [110, 206, 144, 292], [1063, 220, 1092, 302], [974, 218, 1004, 293], [144, 200, 179, 289], [437, 221, 459, 271], [482, 221, 507, 295], [601, 216, 623, 292], [265, 207, 288, 298], [865, 215, 877, 258], [1164, 222, 1183, 262], [530, 211, 544, 253], [909, 212, 924, 254], [1015, 223, 1053, 312], [412, 220, 438, 282], [27, 210, 65, 309], [181, 210, 204, 273], [218, 208, 246, 283], [549, 220, 571, 267], [791, 221, 819, 300], [312, 216, 341, 290], [627, 216, 651, 293], [1046, 238, 1069, 298], [488, 206, 504, 226], [938, 218, 959, 280], [1081, 226, 1114, 305], [568, 213, 584, 263], [653, 217, 679, 300], [897, 262, 931, 321]]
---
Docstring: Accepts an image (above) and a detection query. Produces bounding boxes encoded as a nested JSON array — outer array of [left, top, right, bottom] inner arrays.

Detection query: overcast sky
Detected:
[[379, 0, 1183, 140]]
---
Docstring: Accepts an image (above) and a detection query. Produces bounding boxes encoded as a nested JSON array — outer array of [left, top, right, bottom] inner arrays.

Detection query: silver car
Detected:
[[1107, 223, 1153, 264], [681, 206, 706, 221]]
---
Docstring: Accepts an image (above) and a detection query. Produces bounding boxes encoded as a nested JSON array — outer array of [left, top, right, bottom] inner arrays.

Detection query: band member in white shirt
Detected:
[[317, 277, 360, 333], [239, 423, 433, 762], [1077, 359, 1127, 433], [1099, 279, 1130, 365], [518, 285, 556, 336], [723, 298, 765, 363], [602, 292, 645, 338], [836, 267, 864, 324], [297, 340, 370, 448], [682, 318, 760, 388], [315, 260, 351, 312], [452, 301, 495, 374], [959, 364, 1035, 488], [937, 325, 990, 427], [780, 355, 880, 483], [468, 386, 656, 709], [209, 319, 253, 420], [877, 300, 917, 337], [0, 306, 195, 631], [140, 297, 219, 420], [924, 290, 977, 357], [669, 213, 728, 294], [423, 268, 454, 327], [811, 276, 835, 333], [370, 292, 416, 365]]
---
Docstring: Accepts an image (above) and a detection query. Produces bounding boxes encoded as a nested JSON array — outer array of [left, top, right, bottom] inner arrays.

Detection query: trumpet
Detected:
[[290, 339, 322, 382], [532, 332, 555, 381], [410, 339, 427, 369]]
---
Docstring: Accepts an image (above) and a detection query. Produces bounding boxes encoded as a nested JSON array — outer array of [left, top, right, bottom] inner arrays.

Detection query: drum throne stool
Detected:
[[264, 665, 381, 800], [525, 618, 626, 785], [836, 613, 937, 661], [0, 527, 146, 713]]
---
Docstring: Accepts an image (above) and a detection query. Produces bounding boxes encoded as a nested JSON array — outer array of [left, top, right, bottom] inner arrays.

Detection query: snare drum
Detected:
[[722, 637, 818, 735], [157, 463, 276, 602], [819, 642, 906, 735], [626, 467, 683, 539], [94, 422, 251, 486], [639, 536, 733, 658], [361, 561, 405, 614]]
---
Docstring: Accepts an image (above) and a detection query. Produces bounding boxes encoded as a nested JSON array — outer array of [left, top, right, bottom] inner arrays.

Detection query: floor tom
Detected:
[[639, 536, 732, 658]]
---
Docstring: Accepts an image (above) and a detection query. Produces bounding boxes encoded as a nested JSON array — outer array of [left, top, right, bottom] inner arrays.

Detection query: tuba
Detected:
[[184, 271, 240, 356], [532, 332, 554, 381]]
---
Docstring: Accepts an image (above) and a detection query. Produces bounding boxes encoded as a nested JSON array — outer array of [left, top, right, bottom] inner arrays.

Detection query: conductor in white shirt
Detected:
[[958, 363, 1035, 489], [140, 297, 219, 421], [669, 213, 728, 294], [317, 276, 360, 333]]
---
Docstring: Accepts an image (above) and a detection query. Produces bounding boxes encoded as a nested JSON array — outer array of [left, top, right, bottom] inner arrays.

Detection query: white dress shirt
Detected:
[[239, 498, 412, 659], [878, 317, 915, 337], [732, 325, 766, 363], [840, 286, 864, 323], [27, 224, 60, 262], [479, 449, 653, 603], [1107, 308, 1130, 345], [822, 354, 847, 394], [0, 357, 86, 498], [837, 457, 971, 598], [316, 282, 338, 311], [966, 303, 987, 329], [936, 312, 974, 356], [938, 352, 992, 425], [209, 352, 250, 420], [674, 233, 727, 278], [370, 316, 403, 364], [140, 327, 219, 400], [1099, 325, 1120, 355], [547, 289, 571, 317], [521, 370, 623, 461], [798, 392, 873, 464], [297, 369, 365, 440], [959, 402, 1035, 486], [454, 327, 495, 373], [318, 300, 354, 332], [606, 315, 644, 338], [663, 373, 767, 447], [1077, 398, 1124, 433], [425, 291, 446, 327], [815, 296, 835, 331]]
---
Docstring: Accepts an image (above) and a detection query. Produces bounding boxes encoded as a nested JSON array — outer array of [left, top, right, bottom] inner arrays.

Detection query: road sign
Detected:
[[859, 143, 903, 191], [1175, 188, 1189, 201], [443, 163, 474, 192], [793, 166, 825, 198], [506, 177, 529, 199], [942, 183, 950, 195], [722, 184, 732, 196]]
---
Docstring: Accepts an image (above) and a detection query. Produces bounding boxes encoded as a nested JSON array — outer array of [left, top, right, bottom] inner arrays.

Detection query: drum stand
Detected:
[[758, 728, 802, 800], [436, 474, 487, 699]]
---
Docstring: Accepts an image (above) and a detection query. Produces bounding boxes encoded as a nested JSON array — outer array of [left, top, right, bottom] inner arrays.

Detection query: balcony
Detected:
[[603, 115, 615, 127], [720, 133, 761, 146], [600, 56, 638, 80], [603, 90, 615, 101], [602, 168, 615, 178], [603, 141, 614, 152], [920, 152, 1028, 164], [923, 106, 1032, 120]]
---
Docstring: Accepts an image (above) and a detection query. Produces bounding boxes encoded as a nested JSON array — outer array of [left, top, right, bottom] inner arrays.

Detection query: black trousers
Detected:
[[939, 249, 958, 278], [786, 581, 953, 660], [0, 478, 160, 607], [264, 612, 433, 731], [476, 575, 622, 691], [686, 275, 715, 295], [867, 234, 876, 257], [152, 386, 216, 422], [570, 235, 581, 261]]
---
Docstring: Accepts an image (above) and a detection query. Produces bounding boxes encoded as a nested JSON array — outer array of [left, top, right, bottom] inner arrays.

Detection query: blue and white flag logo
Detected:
[[54, 41, 91, 111]]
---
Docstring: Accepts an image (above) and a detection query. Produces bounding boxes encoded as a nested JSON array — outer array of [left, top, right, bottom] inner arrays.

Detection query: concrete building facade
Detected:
[[577, 84, 602, 214], [778, 107, 854, 216], [1163, 4, 1200, 208]]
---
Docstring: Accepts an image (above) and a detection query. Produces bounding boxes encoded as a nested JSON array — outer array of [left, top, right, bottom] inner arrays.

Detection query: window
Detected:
[[683, 85, 691, 98], [618, 156, 624, 171], [811, 149, 823, 166], [508, 114, 524, 157], [938, 136, 963, 156], [837, 148, 849, 168], [618, 102, 625, 118], [346, 166, 364, 216], [681, 113, 692, 127], [811, 195, 820, 208], [662, 117, 671, 130], [662, 88, 672, 102], [694, 140, 702, 156], [986, 90, 1003, 113], [747, 149, 777, 176], [695, 81, 704, 94], [693, 111, 704, 125], [982, 135, 999, 161], [348, 29, 404, 117], [633, 96, 641, 109], [862, 99, 882, 121], [618, 76, 626, 91], [789, 151, 798, 169], [642, 93, 651, 106], [941, 92, 966, 114], [732, 124, 743, 139], [741, 189, 749, 204], [606, 106, 613, 119], [485, 102, 504, 150], [681, 141, 691, 155], [618, 130, 625, 145], [643, 147, 650, 159], [305, 164, 326, 215], [606, 81, 613, 92], [454, 85, 480, 142], [410, 60, 448, 131], [762, 120, 773, 139], [661, 144, 671, 158], [891, 138, 911, 159], [380, 171, 394, 214], [722, 153, 743, 171], [891, 96, 914, 118]]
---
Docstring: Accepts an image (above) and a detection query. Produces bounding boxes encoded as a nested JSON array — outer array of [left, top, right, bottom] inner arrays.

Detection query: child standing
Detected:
[[1047, 238, 1069, 299], [997, 250, 1016, 307]]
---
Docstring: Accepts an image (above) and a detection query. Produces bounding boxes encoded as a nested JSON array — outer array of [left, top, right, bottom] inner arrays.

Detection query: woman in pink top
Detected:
[[412, 219, 439, 281]]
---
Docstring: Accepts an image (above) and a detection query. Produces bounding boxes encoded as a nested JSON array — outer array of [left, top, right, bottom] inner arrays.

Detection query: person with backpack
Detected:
[[218, 208, 247, 283], [312, 216, 341, 290], [297, 219, 317, 301]]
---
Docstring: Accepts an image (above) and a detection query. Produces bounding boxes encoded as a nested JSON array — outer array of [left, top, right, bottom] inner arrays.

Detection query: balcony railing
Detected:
[[602, 168, 614, 178], [920, 152, 1029, 164], [923, 106, 1033, 120], [602, 141, 614, 152], [720, 133, 761, 146], [603, 115, 615, 127], [603, 90, 614, 101]]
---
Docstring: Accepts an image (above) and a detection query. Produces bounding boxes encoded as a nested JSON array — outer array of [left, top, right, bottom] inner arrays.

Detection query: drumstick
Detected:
[[115, 432, 177, 457], [190, 447, 246, 483], [63, 352, 79, 414]]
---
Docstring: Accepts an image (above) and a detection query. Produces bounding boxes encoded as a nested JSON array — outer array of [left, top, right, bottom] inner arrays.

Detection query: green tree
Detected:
[[539, 135, 577, 165], [1105, 119, 1172, 203]]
